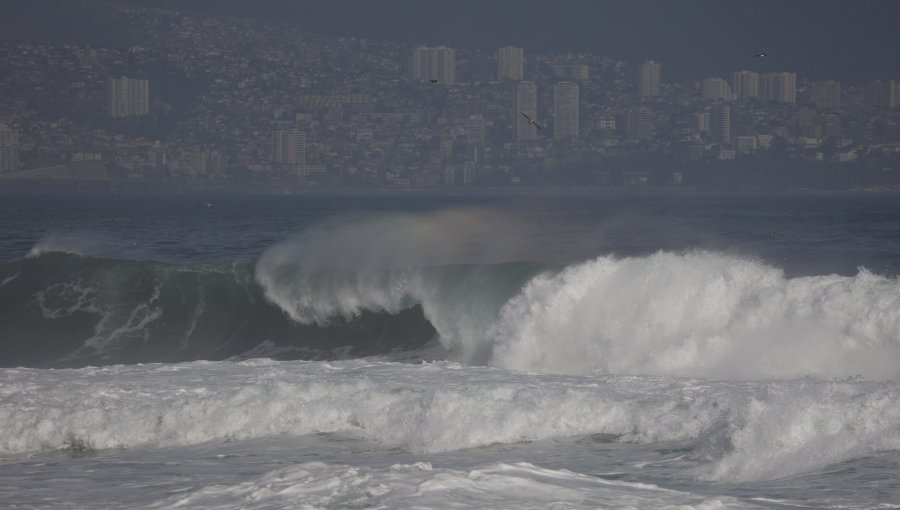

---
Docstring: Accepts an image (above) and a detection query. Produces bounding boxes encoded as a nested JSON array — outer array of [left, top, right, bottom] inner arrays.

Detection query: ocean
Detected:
[[1, 191, 899, 509]]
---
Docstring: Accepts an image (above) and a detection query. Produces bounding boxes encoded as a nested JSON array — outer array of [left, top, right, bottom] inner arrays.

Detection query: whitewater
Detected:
[[2, 193, 900, 509]]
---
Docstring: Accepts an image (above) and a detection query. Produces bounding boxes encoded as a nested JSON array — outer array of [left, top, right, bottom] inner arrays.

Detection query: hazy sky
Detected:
[[133, 0, 900, 82], [6, 0, 900, 82]]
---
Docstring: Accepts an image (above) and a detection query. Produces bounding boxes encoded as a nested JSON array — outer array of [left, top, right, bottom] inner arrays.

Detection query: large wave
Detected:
[[254, 212, 900, 380], [6, 210, 900, 379], [0, 252, 435, 368], [488, 251, 900, 379]]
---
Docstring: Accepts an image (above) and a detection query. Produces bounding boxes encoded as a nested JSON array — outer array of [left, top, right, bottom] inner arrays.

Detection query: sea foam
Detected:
[[257, 241, 900, 380], [148, 460, 761, 510], [489, 251, 900, 379], [3, 360, 900, 482]]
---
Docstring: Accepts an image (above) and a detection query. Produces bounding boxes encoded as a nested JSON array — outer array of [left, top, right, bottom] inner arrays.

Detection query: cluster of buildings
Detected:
[[1, 2, 900, 191]]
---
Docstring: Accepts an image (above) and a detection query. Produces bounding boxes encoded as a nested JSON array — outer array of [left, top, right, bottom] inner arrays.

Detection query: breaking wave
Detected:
[[256, 227, 900, 380], [5, 210, 900, 381], [0, 252, 436, 368], [6, 210, 900, 484], [3, 360, 900, 483]]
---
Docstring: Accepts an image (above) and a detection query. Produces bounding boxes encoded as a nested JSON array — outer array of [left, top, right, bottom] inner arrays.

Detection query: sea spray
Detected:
[[256, 242, 900, 379]]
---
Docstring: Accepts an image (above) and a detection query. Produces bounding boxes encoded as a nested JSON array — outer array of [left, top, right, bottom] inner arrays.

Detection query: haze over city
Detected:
[[2, 0, 900, 192]]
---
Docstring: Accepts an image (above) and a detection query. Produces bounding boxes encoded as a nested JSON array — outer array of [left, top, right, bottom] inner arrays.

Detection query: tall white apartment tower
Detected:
[[626, 108, 655, 140], [731, 71, 759, 100], [553, 81, 579, 139], [710, 103, 731, 145], [272, 129, 306, 168], [514, 81, 538, 142], [409, 46, 456, 84], [0, 124, 19, 173], [809, 80, 842, 109], [497, 46, 524, 81], [763, 72, 797, 103], [110, 77, 149, 117], [465, 114, 486, 147], [638, 60, 661, 98]]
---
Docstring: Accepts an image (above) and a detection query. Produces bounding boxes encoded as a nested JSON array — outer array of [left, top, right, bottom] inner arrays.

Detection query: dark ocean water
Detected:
[[3, 191, 900, 509], [2, 192, 899, 368]]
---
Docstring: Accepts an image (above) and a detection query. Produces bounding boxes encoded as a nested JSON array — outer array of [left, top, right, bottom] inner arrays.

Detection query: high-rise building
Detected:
[[109, 77, 149, 117], [695, 112, 710, 133], [731, 71, 759, 100], [463, 161, 477, 185], [626, 108, 655, 140], [409, 46, 456, 84], [189, 150, 208, 175], [272, 129, 306, 169], [638, 60, 661, 98], [865, 80, 898, 108], [497, 46, 524, 81], [702, 78, 733, 101], [465, 114, 486, 146], [0, 124, 19, 173], [514, 81, 538, 142], [807, 80, 841, 109], [797, 107, 818, 130], [553, 82, 579, 140], [762, 72, 797, 103], [709, 103, 731, 145]]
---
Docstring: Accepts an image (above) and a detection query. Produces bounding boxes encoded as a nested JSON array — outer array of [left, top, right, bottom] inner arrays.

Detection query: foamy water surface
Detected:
[[2, 193, 900, 508]]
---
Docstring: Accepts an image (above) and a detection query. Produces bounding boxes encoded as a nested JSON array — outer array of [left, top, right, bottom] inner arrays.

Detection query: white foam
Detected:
[[257, 244, 900, 380], [3, 360, 900, 482], [147, 460, 761, 509], [27, 231, 100, 258], [0, 271, 19, 287], [489, 251, 900, 379], [254, 210, 537, 363]]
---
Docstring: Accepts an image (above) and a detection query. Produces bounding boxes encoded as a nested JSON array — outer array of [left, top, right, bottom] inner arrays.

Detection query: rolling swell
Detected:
[[0, 253, 435, 368], [257, 242, 900, 380], [5, 247, 900, 380]]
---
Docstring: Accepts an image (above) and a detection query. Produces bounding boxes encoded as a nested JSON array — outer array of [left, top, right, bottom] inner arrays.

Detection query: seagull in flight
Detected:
[[754, 52, 768, 58], [520, 112, 542, 130]]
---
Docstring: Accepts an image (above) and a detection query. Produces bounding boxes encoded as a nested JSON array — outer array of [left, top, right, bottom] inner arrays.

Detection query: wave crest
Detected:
[[489, 252, 900, 379], [257, 241, 900, 379]]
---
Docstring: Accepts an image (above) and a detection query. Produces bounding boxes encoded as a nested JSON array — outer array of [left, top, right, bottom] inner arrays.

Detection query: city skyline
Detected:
[[1, 0, 899, 193]]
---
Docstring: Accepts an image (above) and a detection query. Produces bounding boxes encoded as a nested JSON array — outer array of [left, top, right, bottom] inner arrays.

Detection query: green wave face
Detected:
[[0, 253, 442, 368]]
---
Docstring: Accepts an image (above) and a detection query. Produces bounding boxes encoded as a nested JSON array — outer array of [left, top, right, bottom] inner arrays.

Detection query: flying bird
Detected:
[[754, 53, 768, 58], [430, 79, 438, 83], [520, 112, 542, 130]]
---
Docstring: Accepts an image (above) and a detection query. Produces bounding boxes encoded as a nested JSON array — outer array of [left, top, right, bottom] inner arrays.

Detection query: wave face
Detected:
[[0, 252, 435, 368], [254, 209, 544, 364], [6, 208, 900, 379], [256, 218, 900, 379]]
